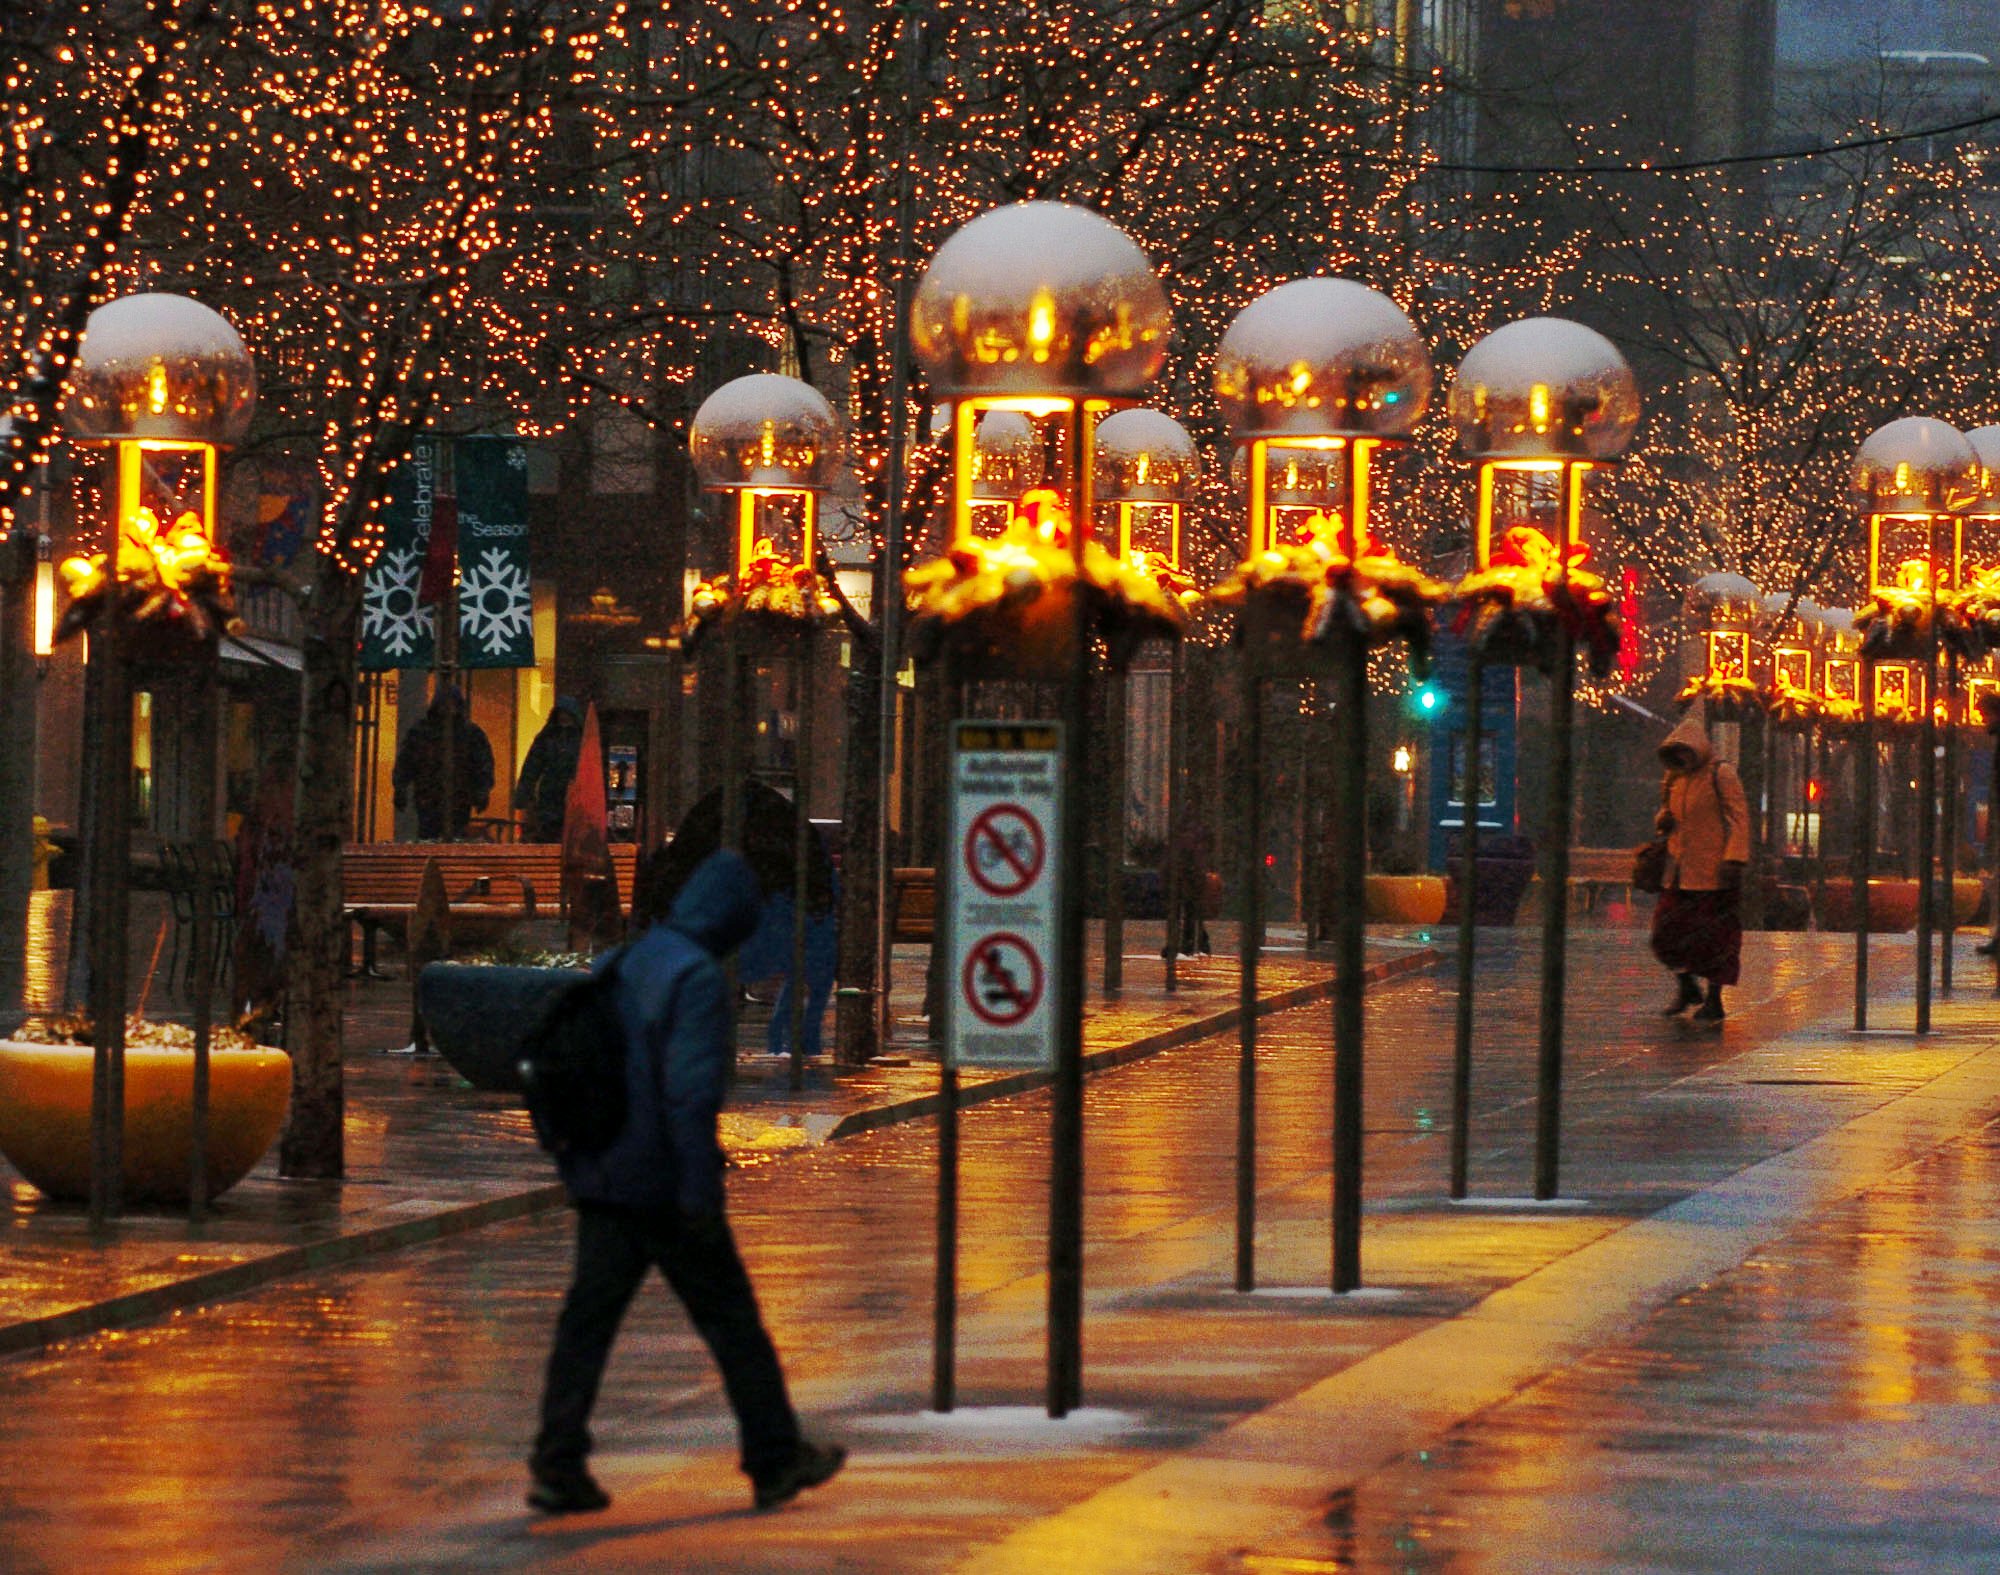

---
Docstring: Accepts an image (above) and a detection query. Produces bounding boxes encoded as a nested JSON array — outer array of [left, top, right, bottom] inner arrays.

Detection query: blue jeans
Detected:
[[533, 1203, 801, 1482]]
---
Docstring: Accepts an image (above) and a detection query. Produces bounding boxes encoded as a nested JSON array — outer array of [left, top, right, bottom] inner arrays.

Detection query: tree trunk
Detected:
[[278, 558, 362, 1179], [833, 625, 882, 1065]]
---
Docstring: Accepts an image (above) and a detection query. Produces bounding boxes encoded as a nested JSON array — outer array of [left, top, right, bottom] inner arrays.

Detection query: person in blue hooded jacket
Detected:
[[528, 849, 845, 1516]]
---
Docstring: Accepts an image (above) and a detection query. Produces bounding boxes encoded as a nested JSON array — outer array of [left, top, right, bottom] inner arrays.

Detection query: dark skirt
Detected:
[[1650, 887, 1742, 985]]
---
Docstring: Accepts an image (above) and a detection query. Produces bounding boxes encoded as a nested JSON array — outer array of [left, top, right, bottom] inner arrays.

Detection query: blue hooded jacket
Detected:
[[557, 849, 763, 1213]]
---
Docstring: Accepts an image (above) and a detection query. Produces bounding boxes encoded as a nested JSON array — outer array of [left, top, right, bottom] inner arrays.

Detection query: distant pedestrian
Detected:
[[529, 848, 845, 1517], [517, 697, 586, 843], [392, 686, 494, 840], [1650, 715, 1749, 1024]]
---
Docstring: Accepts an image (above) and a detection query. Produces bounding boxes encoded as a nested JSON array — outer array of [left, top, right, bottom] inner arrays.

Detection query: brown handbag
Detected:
[[1631, 835, 1669, 895], [1631, 775, 1673, 894]]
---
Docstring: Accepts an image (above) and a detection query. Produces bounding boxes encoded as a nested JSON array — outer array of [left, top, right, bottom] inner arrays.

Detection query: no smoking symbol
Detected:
[[962, 932, 1045, 1027], [964, 803, 1044, 898]]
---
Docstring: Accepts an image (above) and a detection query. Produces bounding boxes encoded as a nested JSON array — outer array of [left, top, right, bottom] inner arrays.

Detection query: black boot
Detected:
[[1693, 980, 1724, 1024], [1663, 973, 1702, 1016]]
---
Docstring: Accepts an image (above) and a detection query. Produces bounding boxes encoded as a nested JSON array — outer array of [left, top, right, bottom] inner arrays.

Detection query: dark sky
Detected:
[[1779, 1, 1997, 64]]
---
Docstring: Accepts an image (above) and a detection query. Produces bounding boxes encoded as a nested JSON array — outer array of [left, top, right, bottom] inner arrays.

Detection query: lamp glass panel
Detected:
[[1871, 513, 1945, 596], [1120, 501, 1179, 567], [1772, 646, 1812, 691], [126, 443, 213, 550], [738, 489, 814, 576], [951, 396, 1080, 547], [1823, 656, 1861, 705], [1961, 515, 2000, 581], [1475, 462, 1571, 572], [1874, 662, 1923, 722], [1706, 629, 1751, 681]]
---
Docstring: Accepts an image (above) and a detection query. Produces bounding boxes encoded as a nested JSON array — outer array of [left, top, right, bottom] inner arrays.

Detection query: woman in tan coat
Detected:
[[1651, 714, 1750, 1023]]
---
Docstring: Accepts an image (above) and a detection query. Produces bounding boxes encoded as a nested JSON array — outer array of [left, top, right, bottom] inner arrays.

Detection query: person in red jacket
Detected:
[[1651, 715, 1751, 1025]]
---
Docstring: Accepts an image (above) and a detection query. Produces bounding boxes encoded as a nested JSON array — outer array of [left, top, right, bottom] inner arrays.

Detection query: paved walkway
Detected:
[[3, 924, 1998, 1572], [0, 918, 1433, 1349]]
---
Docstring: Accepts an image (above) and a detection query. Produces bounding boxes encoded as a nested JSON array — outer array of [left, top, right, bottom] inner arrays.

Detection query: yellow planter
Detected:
[[0, 1041, 291, 1204], [1363, 874, 1447, 925]]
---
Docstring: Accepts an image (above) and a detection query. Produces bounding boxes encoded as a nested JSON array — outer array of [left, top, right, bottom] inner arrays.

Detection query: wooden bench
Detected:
[[343, 842, 640, 976], [1568, 846, 1638, 912], [890, 866, 937, 945]]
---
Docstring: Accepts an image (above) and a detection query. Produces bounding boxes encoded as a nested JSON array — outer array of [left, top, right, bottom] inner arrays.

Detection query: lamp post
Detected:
[[1213, 277, 1434, 1293], [1683, 572, 1766, 922], [907, 200, 1172, 1417], [1852, 417, 1978, 1035], [1764, 593, 1821, 910], [62, 293, 255, 1230], [1092, 408, 1199, 997], [688, 373, 844, 1092], [1955, 425, 2000, 986], [1447, 318, 1639, 1202]]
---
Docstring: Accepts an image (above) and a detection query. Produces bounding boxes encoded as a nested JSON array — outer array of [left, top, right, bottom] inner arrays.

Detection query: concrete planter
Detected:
[[0, 1040, 290, 1204], [417, 962, 582, 1092], [1363, 874, 1447, 925], [1819, 879, 1920, 934]]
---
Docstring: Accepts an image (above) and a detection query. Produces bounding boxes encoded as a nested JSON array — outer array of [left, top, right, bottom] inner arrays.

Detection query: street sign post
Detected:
[[945, 721, 1063, 1071], [933, 719, 1064, 1413]]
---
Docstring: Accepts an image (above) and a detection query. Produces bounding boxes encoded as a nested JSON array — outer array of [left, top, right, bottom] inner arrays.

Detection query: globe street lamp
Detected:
[[1212, 276, 1435, 1293], [687, 373, 844, 1092], [1092, 407, 1201, 996], [1851, 417, 1977, 1032], [906, 200, 1173, 1418], [1447, 317, 1639, 1203], [64, 292, 255, 1228]]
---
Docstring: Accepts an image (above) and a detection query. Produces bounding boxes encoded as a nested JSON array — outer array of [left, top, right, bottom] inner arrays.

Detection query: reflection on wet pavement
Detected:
[[0, 928, 1993, 1574], [1288, 1116, 2000, 1574]]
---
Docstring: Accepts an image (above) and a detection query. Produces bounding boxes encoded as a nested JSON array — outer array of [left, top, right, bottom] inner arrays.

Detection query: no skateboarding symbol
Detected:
[[964, 803, 1044, 898], [961, 932, 1045, 1026]]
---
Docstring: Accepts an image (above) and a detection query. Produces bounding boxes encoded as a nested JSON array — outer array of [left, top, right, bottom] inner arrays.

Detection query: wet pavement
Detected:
[[0, 913, 1431, 1346], [2, 920, 1998, 1573]]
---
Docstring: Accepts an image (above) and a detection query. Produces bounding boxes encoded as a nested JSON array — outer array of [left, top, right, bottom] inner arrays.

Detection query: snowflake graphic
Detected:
[[458, 547, 534, 658], [360, 546, 433, 658]]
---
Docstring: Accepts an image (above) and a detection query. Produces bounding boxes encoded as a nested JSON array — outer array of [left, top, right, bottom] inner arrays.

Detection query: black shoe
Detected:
[[1976, 939, 1996, 958], [527, 1470, 610, 1516], [753, 1440, 846, 1511], [1663, 975, 1702, 1016], [1692, 997, 1724, 1025]]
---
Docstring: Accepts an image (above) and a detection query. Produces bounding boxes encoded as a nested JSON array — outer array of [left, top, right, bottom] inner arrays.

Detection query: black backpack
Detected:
[[517, 949, 629, 1155]]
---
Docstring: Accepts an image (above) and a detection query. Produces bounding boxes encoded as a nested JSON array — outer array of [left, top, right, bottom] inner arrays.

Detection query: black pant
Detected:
[[533, 1202, 801, 1482]]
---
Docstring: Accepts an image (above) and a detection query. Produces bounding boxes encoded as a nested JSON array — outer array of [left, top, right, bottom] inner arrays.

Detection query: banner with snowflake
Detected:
[[357, 437, 440, 670], [454, 436, 535, 669]]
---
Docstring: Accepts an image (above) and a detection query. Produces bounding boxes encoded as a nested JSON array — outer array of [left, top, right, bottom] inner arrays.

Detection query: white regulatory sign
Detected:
[[945, 720, 1062, 1070]]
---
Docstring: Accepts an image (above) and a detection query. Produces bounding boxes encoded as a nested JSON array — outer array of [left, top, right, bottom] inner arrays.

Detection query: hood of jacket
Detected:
[[553, 696, 584, 724], [1659, 713, 1713, 769], [665, 848, 763, 957]]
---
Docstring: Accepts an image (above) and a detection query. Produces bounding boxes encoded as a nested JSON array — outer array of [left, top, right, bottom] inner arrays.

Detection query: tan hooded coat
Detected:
[[1658, 715, 1749, 891]]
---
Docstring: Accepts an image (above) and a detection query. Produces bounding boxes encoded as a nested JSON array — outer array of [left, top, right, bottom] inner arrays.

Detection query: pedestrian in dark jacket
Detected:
[[516, 697, 585, 843], [529, 849, 845, 1517], [391, 686, 495, 840]]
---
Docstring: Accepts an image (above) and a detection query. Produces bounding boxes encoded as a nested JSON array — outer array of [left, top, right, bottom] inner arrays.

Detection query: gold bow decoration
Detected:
[[681, 536, 839, 653], [1677, 669, 1765, 719], [903, 488, 1188, 671], [1207, 509, 1443, 653], [56, 505, 242, 647], [1449, 525, 1620, 674]]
